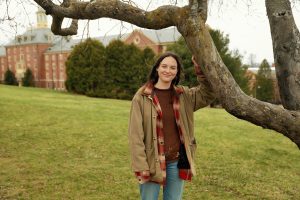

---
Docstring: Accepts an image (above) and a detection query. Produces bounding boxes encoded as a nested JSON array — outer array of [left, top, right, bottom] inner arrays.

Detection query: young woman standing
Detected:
[[128, 52, 215, 200]]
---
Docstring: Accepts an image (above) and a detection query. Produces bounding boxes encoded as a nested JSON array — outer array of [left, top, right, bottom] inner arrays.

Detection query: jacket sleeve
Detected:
[[185, 75, 216, 111], [128, 94, 150, 173]]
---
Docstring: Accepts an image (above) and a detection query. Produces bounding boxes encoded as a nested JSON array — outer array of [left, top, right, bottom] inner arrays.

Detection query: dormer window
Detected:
[[17, 36, 22, 43]]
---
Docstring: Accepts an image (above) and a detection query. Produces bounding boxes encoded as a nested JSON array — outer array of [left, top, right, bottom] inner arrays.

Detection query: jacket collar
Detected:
[[141, 81, 183, 97]]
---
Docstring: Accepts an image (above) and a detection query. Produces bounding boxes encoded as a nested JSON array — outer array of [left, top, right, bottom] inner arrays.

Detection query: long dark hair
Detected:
[[148, 52, 183, 85]]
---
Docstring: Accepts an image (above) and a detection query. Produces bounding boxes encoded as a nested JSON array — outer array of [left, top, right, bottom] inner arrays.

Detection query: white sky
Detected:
[[0, 0, 300, 65]]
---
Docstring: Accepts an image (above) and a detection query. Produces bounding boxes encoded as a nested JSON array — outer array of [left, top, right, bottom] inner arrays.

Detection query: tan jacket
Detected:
[[128, 78, 215, 183]]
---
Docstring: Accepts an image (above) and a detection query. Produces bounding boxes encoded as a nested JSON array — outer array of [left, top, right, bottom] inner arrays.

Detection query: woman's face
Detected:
[[156, 56, 178, 84]]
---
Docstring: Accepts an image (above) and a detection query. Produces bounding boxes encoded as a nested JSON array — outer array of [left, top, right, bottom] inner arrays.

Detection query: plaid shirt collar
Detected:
[[141, 81, 184, 97]]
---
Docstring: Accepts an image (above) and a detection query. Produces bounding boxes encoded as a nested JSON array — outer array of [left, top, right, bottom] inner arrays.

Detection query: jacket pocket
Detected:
[[145, 147, 156, 174]]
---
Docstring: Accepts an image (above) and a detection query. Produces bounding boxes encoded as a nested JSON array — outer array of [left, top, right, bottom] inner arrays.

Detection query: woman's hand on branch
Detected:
[[192, 56, 205, 78]]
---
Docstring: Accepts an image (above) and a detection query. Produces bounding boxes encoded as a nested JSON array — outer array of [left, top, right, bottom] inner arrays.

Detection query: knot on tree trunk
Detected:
[[274, 10, 292, 17]]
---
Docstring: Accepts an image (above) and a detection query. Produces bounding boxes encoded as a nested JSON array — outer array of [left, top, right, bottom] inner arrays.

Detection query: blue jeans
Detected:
[[139, 161, 184, 200]]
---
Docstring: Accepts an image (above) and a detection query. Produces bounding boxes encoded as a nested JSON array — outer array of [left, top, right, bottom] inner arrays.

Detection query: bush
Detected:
[[22, 69, 34, 87], [4, 69, 18, 86]]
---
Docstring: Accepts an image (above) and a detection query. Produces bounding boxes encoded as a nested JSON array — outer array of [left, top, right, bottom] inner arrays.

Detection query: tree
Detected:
[[4, 69, 18, 86], [22, 68, 34, 87], [168, 30, 250, 95], [65, 38, 106, 96], [256, 59, 274, 102], [142, 47, 156, 73], [33, 0, 300, 149], [105, 40, 152, 99]]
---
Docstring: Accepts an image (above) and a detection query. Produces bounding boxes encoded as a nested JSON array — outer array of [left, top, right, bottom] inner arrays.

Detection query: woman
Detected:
[[128, 52, 215, 200]]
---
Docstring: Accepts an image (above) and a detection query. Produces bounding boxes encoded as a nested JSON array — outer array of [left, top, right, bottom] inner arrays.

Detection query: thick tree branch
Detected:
[[34, 0, 186, 35], [50, 0, 78, 35], [177, 12, 300, 149]]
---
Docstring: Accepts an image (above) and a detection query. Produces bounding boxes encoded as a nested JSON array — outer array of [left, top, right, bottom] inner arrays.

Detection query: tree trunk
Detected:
[[266, 0, 300, 110], [32, 0, 300, 149], [176, 7, 300, 150]]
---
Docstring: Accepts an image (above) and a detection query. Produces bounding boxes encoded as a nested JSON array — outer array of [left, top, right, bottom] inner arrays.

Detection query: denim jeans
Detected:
[[139, 161, 184, 200]]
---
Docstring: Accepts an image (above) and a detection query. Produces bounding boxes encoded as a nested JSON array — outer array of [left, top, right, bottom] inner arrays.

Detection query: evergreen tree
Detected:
[[22, 68, 34, 87], [256, 59, 274, 102], [105, 40, 154, 99], [65, 38, 106, 96], [141, 47, 155, 83], [4, 69, 18, 86]]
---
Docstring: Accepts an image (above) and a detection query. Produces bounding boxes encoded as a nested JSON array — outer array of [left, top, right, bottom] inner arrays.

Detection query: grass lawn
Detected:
[[0, 84, 299, 199]]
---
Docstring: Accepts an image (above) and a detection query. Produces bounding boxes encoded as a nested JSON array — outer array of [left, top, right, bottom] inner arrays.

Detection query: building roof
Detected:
[[6, 27, 57, 46], [46, 33, 129, 53], [46, 27, 181, 53], [46, 36, 79, 53], [0, 46, 6, 56], [141, 27, 181, 43], [4, 26, 182, 53], [94, 33, 130, 46]]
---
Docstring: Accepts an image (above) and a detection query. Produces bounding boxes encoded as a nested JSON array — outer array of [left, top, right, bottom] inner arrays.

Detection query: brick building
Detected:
[[246, 65, 281, 103], [0, 7, 181, 90]]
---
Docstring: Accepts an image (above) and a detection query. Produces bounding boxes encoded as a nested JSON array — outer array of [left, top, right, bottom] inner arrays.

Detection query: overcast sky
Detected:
[[1, 0, 300, 65]]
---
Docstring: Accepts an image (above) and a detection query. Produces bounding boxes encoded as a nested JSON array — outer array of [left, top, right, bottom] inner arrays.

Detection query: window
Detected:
[[52, 55, 55, 61], [134, 36, 140, 44], [60, 73, 64, 80], [45, 55, 49, 61], [17, 36, 22, 43], [20, 54, 24, 61]]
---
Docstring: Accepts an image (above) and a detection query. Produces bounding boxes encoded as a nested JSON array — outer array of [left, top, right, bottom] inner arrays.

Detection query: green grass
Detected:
[[0, 84, 299, 200]]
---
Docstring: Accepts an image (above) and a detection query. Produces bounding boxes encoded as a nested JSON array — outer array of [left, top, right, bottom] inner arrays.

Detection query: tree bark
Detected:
[[266, 0, 300, 110], [33, 0, 300, 149]]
